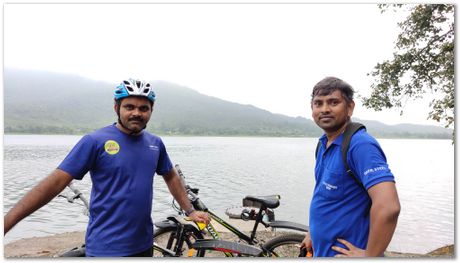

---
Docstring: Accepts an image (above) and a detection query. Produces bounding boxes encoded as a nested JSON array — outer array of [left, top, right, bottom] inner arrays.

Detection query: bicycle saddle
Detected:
[[243, 195, 280, 209]]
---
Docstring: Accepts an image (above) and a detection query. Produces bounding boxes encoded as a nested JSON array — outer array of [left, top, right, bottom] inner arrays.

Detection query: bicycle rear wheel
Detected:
[[153, 226, 205, 257], [262, 233, 305, 257]]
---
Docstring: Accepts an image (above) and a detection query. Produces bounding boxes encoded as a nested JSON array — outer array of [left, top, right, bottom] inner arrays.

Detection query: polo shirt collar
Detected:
[[319, 132, 345, 148]]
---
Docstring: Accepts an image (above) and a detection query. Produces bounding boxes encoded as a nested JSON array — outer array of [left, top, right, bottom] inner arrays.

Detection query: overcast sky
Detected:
[[4, 3, 449, 127]]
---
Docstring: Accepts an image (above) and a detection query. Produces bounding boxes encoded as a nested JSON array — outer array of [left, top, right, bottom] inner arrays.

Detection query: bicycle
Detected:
[[57, 166, 309, 257], [56, 182, 88, 257], [153, 164, 309, 257], [57, 182, 181, 257]]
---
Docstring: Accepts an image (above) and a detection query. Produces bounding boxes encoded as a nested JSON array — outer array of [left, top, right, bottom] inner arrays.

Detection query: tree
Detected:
[[363, 4, 454, 130]]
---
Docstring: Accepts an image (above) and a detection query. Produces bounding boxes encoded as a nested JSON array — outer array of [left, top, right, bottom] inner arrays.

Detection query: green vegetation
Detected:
[[4, 68, 451, 139]]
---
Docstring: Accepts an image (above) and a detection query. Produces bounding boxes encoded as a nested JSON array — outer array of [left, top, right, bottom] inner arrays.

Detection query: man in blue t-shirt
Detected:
[[4, 79, 210, 257], [300, 77, 400, 257]]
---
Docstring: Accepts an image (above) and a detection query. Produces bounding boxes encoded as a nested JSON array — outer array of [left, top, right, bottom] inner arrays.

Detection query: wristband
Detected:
[[184, 207, 196, 216]]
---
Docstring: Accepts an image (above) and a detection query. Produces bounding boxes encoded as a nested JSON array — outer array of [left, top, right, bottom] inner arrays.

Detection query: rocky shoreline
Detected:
[[3, 231, 453, 258]]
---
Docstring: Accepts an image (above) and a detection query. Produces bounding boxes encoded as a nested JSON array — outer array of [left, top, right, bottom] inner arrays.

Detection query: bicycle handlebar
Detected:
[[175, 164, 187, 187], [174, 164, 208, 212], [68, 182, 90, 209], [58, 182, 90, 214]]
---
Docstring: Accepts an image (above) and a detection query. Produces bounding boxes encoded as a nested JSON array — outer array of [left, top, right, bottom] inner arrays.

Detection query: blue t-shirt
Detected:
[[58, 124, 173, 256], [309, 129, 394, 257]]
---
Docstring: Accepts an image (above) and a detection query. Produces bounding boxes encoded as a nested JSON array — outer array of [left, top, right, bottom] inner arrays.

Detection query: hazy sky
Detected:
[[3, 3, 449, 126]]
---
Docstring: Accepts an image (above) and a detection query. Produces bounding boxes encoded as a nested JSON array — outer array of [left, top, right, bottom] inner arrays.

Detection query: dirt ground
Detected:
[[4, 231, 85, 258], [4, 218, 259, 257], [4, 219, 454, 258]]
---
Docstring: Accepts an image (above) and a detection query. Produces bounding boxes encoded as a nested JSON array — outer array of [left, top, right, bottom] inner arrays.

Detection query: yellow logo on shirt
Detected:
[[104, 140, 120, 155]]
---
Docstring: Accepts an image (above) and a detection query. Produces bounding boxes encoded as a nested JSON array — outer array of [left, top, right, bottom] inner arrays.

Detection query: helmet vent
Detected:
[[115, 79, 155, 103]]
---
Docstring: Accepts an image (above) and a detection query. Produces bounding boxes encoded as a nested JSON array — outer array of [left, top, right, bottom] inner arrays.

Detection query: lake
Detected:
[[3, 135, 454, 254]]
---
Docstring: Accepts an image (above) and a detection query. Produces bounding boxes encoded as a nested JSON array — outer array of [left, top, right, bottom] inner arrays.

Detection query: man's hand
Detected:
[[332, 238, 365, 257], [187, 210, 211, 225], [300, 232, 313, 257]]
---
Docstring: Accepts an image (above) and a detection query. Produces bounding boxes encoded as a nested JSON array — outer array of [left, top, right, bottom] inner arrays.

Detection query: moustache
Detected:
[[128, 116, 144, 122]]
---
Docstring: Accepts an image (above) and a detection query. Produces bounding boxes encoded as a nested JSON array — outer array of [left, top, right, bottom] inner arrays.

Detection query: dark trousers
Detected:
[[88, 247, 153, 257], [128, 247, 153, 257]]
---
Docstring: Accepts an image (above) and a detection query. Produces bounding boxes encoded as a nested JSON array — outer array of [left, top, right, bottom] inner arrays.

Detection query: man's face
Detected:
[[311, 90, 354, 133], [115, 96, 153, 133]]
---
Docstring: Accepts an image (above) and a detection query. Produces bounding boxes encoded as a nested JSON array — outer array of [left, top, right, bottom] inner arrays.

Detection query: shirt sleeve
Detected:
[[155, 138, 173, 176], [58, 135, 98, 180], [348, 135, 395, 190]]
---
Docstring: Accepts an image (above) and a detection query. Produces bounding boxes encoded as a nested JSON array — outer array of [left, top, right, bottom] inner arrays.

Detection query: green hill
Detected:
[[4, 68, 452, 139]]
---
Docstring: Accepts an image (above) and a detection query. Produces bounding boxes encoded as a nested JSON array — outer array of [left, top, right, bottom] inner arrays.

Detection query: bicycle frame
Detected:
[[175, 166, 270, 243], [155, 164, 309, 257], [205, 209, 264, 244], [60, 168, 308, 257], [60, 182, 184, 257], [154, 215, 206, 257], [152, 242, 176, 257]]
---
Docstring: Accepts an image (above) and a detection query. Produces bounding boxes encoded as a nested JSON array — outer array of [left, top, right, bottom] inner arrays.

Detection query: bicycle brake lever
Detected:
[[58, 194, 74, 203], [72, 193, 82, 200]]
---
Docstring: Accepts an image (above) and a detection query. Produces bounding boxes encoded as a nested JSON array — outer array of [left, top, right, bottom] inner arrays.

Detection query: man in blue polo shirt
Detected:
[[4, 79, 210, 256], [301, 77, 400, 257]]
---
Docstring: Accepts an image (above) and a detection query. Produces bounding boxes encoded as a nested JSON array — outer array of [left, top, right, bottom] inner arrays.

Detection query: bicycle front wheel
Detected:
[[262, 233, 305, 257], [153, 226, 205, 257]]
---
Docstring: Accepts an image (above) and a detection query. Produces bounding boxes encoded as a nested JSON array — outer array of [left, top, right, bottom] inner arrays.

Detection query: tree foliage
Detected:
[[363, 4, 454, 129]]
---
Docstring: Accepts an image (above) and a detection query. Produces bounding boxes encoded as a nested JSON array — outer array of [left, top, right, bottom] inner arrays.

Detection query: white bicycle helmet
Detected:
[[114, 79, 156, 103]]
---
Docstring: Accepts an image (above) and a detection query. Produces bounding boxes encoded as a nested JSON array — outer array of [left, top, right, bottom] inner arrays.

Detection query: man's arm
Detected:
[[4, 169, 73, 234], [332, 181, 400, 257], [365, 181, 400, 256], [162, 168, 210, 225]]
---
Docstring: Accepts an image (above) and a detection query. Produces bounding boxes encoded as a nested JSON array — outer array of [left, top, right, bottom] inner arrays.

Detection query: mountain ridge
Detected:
[[4, 68, 452, 139]]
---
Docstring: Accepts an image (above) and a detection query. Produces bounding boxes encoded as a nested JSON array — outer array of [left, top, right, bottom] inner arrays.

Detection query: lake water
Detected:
[[3, 135, 454, 254]]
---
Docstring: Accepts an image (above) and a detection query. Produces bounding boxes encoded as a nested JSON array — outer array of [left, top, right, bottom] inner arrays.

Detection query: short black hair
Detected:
[[311, 77, 355, 103]]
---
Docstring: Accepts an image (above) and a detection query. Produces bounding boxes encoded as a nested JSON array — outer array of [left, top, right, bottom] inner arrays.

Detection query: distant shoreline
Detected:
[[3, 132, 453, 140]]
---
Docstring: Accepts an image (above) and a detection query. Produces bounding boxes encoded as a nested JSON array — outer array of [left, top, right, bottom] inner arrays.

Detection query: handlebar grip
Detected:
[[66, 182, 90, 210], [67, 182, 82, 195]]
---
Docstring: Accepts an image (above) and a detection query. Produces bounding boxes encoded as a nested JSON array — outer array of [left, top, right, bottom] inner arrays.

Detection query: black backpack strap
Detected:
[[341, 122, 366, 191], [315, 141, 320, 160], [342, 122, 371, 217], [314, 122, 371, 217]]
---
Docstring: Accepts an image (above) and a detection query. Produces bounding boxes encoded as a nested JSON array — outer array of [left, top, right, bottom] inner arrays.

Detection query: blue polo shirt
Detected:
[[58, 124, 173, 256], [309, 129, 394, 257]]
